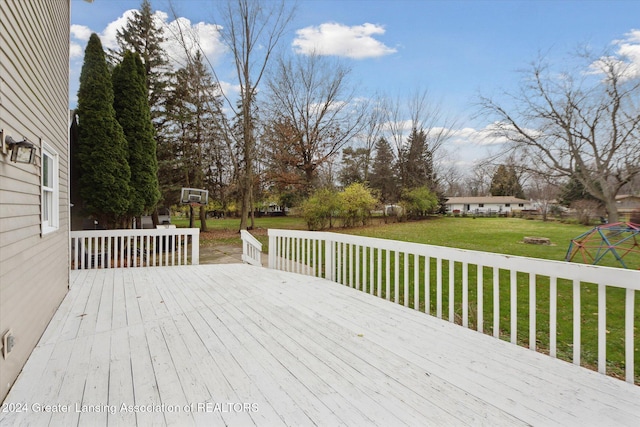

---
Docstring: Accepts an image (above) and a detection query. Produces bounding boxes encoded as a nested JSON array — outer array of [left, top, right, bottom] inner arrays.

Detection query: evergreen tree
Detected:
[[112, 0, 169, 121], [338, 147, 369, 187], [112, 50, 160, 218], [559, 168, 601, 207], [490, 164, 524, 198], [369, 137, 398, 204], [400, 128, 436, 191], [76, 33, 131, 227], [164, 51, 226, 231]]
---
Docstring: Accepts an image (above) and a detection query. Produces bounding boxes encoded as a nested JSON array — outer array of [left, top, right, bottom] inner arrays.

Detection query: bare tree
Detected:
[[359, 94, 386, 182], [439, 162, 465, 196], [382, 88, 456, 195], [465, 162, 494, 196], [263, 53, 368, 194], [479, 53, 640, 222], [169, 0, 295, 229], [217, 0, 295, 230], [525, 171, 561, 221]]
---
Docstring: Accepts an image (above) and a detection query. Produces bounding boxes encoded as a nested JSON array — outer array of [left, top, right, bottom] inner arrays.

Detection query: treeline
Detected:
[[72, 0, 454, 230], [74, 1, 640, 230]]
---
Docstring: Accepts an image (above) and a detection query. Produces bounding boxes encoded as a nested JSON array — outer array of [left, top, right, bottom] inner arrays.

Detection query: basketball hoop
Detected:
[[180, 187, 209, 207]]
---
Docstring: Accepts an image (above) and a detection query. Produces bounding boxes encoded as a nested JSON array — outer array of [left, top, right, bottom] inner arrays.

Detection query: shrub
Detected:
[[339, 183, 378, 227], [301, 188, 340, 230], [571, 199, 602, 225], [400, 186, 438, 219]]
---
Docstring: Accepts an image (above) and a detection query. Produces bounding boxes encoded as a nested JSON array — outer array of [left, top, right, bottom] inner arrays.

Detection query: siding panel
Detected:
[[0, 0, 70, 402]]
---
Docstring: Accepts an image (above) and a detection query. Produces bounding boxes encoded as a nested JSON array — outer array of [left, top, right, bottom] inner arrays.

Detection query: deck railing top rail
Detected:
[[70, 228, 199, 270], [267, 228, 640, 290], [264, 228, 640, 384]]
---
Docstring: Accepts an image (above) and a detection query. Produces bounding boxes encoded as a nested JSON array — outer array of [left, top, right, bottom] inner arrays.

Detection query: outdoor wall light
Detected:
[[5, 135, 36, 164]]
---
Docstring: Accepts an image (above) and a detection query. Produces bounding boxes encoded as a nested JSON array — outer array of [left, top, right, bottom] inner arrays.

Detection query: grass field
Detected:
[[175, 215, 639, 382]]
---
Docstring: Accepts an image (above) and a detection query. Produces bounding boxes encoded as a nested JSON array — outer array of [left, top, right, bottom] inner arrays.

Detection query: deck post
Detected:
[[191, 229, 200, 265], [325, 237, 335, 282], [268, 234, 276, 269]]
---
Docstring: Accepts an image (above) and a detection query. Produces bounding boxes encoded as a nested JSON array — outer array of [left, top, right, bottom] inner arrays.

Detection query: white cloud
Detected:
[[70, 9, 226, 69], [100, 9, 137, 50], [69, 42, 83, 59], [70, 24, 92, 41], [162, 16, 226, 69], [589, 29, 640, 80], [293, 22, 397, 59], [68, 9, 231, 108], [449, 126, 508, 147], [613, 29, 640, 78]]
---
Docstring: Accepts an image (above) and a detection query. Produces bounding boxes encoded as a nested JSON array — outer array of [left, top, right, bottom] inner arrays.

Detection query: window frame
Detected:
[[41, 143, 59, 234]]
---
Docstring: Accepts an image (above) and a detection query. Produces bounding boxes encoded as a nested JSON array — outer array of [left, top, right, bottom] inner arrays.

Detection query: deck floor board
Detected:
[[2, 264, 639, 426]]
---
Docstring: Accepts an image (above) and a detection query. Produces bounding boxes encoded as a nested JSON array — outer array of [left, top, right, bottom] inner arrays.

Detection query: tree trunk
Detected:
[[605, 197, 619, 223], [239, 173, 251, 231], [199, 205, 208, 232]]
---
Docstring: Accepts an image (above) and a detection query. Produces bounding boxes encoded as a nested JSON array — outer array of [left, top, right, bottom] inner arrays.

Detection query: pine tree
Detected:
[[112, 0, 169, 121], [76, 33, 131, 227], [400, 128, 436, 191], [369, 137, 398, 204], [559, 167, 601, 207], [164, 51, 226, 231], [490, 164, 524, 198], [112, 50, 160, 218], [338, 147, 369, 187]]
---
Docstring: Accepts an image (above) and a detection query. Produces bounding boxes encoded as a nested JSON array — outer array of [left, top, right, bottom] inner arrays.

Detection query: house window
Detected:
[[479, 203, 484, 208], [518, 203, 524, 207], [42, 144, 59, 234], [505, 203, 511, 207]]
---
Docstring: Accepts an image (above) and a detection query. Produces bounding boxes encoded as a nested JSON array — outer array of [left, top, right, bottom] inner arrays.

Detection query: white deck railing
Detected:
[[265, 228, 640, 384], [70, 228, 199, 270], [240, 230, 263, 266]]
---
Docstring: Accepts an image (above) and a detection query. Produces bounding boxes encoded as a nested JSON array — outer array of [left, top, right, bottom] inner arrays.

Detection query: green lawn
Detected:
[[345, 216, 591, 261], [177, 215, 639, 382]]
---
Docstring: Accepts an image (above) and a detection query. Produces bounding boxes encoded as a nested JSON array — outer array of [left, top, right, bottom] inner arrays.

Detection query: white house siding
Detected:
[[444, 197, 532, 214], [0, 0, 70, 402]]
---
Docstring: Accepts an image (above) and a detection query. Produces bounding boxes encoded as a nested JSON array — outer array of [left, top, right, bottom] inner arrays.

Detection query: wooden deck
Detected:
[[2, 264, 639, 426]]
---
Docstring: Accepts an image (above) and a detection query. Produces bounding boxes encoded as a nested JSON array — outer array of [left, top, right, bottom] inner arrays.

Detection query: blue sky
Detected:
[[70, 0, 640, 168]]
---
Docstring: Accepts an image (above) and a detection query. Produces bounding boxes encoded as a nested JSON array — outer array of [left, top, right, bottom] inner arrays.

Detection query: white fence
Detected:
[[70, 228, 199, 270], [265, 228, 640, 384], [240, 230, 263, 267]]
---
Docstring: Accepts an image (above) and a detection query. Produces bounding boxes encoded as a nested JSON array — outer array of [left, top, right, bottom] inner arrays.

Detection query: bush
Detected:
[[339, 183, 378, 227], [571, 199, 602, 225], [301, 188, 340, 230], [400, 186, 438, 219]]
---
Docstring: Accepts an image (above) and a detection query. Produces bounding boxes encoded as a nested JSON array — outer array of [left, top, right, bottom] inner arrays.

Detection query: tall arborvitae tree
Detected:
[[113, 0, 170, 223], [113, 0, 169, 122], [369, 137, 398, 204], [112, 50, 160, 221], [490, 164, 524, 198], [76, 33, 131, 228]]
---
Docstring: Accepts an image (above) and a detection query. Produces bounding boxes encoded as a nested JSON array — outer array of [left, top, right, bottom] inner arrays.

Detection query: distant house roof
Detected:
[[616, 194, 640, 201], [444, 196, 531, 205]]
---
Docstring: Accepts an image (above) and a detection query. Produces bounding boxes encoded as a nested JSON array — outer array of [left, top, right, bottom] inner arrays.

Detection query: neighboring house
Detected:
[[0, 0, 70, 402], [444, 196, 533, 215], [616, 194, 640, 217]]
